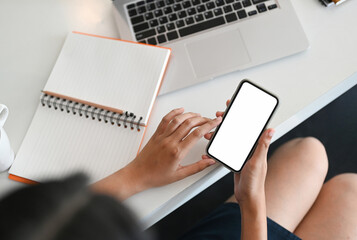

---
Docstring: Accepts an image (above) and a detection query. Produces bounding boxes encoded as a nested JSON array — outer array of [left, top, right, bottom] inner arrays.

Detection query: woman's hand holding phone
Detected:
[[204, 99, 274, 206], [204, 99, 274, 240], [234, 129, 273, 240], [233, 128, 273, 206]]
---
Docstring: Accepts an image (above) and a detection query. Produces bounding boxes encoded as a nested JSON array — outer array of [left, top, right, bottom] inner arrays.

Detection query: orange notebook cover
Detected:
[[9, 32, 171, 184]]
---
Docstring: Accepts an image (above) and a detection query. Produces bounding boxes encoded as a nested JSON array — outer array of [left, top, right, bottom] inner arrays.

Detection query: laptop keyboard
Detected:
[[126, 0, 278, 45]]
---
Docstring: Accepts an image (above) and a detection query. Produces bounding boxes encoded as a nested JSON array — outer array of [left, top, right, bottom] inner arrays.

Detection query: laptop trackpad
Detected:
[[186, 29, 250, 78]]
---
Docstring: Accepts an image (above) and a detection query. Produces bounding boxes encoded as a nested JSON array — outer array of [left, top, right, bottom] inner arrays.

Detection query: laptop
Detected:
[[113, 0, 309, 94]]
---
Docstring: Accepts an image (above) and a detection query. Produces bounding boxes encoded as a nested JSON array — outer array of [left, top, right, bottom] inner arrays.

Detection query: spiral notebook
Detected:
[[9, 32, 171, 184]]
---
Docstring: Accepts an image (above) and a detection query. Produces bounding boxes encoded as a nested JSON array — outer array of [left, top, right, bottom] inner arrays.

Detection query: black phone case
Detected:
[[206, 79, 279, 172]]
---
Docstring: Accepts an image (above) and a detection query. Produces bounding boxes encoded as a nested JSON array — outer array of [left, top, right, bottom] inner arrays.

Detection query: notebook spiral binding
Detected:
[[40, 93, 143, 131]]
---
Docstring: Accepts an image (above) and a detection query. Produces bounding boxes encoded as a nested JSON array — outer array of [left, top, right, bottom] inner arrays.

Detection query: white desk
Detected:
[[1, 0, 357, 228]]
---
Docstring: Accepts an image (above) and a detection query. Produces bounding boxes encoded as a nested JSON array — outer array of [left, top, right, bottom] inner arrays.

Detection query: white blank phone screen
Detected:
[[208, 82, 277, 171]]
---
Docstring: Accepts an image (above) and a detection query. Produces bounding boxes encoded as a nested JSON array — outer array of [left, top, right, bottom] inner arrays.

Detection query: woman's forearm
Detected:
[[91, 163, 146, 200], [240, 194, 267, 240]]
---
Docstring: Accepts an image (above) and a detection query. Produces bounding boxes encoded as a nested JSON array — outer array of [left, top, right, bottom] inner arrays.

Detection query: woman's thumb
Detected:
[[251, 129, 274, 161]]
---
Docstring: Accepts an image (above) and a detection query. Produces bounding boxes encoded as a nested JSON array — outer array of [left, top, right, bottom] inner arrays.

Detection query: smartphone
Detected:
[[206, 80, 279, 172]]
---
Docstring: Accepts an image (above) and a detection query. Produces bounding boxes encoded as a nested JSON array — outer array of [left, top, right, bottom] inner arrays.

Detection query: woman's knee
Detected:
[[324, 173, 357, 197], [289, 137, 328, 177], [293, 173, 357, 239]]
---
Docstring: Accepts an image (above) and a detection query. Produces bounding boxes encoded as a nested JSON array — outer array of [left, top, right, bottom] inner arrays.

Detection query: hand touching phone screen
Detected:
[[206, 80, 278, 172]]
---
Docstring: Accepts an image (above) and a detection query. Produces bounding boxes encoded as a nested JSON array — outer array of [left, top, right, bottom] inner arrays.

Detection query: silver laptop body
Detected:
[[113, 0, 309, 95]]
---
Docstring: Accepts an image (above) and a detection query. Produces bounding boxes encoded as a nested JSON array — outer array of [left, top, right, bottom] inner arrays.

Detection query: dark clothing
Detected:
[[179, 203, 301, 240]]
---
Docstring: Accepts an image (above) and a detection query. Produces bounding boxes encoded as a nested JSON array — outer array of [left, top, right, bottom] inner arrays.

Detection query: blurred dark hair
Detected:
[[0, 174, 153, 240]]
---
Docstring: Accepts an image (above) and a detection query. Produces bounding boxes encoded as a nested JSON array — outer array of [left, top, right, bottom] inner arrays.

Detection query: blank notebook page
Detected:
[[44, 33, 170, 125], [10, 104, 144, 183]]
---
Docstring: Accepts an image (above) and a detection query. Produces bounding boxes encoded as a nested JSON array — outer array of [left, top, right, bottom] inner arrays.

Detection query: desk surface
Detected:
[[1, 0, 357, 228]]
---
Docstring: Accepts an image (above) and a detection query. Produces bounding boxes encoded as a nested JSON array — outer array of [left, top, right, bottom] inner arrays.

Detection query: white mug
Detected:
[[0, 104, 14, 172]]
